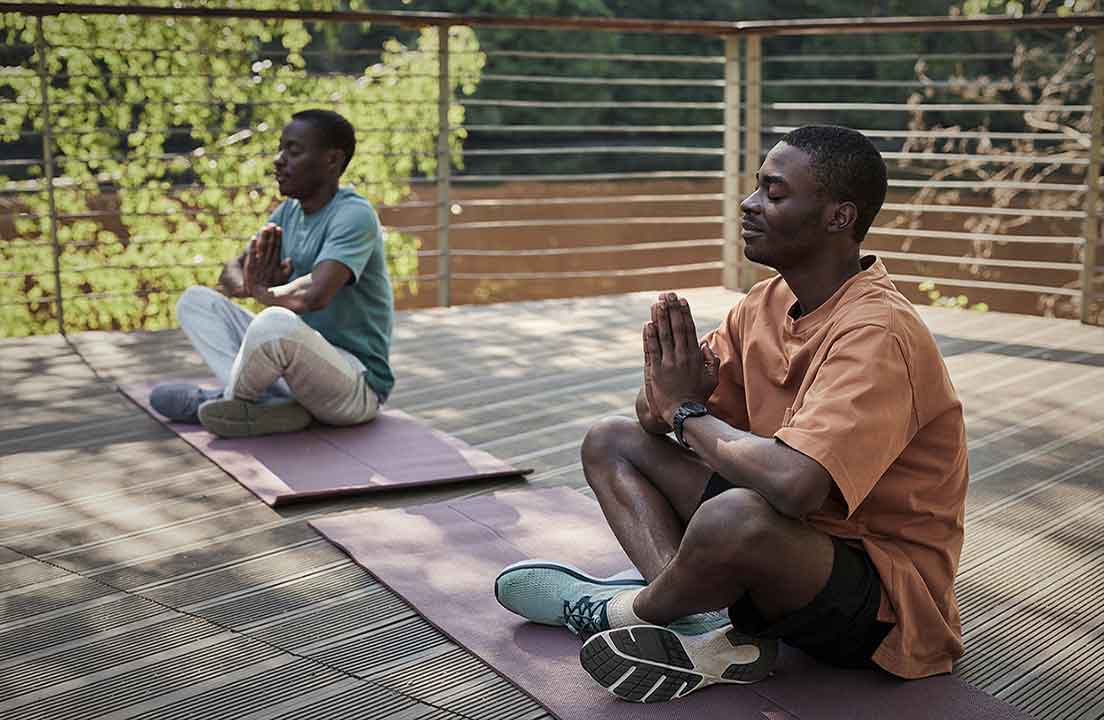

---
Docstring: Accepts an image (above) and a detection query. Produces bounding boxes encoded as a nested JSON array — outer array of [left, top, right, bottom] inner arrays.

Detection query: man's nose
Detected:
[[740, 189, 761, 214]]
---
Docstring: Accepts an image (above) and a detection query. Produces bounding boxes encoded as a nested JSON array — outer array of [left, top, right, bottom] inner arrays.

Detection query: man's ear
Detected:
[[827, 201, 858, 235], [327, 148, 346, 175]]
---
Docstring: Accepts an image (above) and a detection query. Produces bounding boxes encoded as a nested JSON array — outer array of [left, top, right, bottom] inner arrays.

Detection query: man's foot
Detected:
[[580, 624, 777, 702], [595, 568, 730, 636], [668, 609, 731, 636], [198, 397, 312, 438], [149, 383, 224, 424], [494, 560, 646, 636]]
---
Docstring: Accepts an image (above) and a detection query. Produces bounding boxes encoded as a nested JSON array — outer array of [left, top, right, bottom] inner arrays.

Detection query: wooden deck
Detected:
[[2, 287, 1104, 720]]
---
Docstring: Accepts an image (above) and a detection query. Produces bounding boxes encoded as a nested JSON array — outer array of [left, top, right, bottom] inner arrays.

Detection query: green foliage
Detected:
[[959, 0, 1098, 15], [918, 280, 989, 312], [1, 2, 483, 336], [3, 1, 1098, 333]]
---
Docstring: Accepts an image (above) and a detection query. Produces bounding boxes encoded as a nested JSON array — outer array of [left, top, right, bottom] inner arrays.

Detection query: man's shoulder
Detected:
[[834, 287, 897, 329], [848, 288, 962, 427], [829, 286, 946, 374], [325, 188, 380, 238], [332, 187, 377, 215]]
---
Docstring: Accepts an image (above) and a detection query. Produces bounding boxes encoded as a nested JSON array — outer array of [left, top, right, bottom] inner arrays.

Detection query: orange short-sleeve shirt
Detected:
[[704, 256, 968, 679]]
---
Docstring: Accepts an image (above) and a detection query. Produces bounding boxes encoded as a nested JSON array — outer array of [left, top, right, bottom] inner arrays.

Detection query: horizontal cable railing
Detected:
[[451, 261, 725, 281], [0, 5, 1101, 336]]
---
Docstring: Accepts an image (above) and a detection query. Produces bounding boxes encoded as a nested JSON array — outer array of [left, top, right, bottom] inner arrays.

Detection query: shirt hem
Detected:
[[872, 644, 955, 679]]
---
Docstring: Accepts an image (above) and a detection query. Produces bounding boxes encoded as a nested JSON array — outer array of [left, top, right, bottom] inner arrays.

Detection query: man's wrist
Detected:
[[662, 398, 694, 426], [250, 283, 273, 305], [671, 400, 710, 449]]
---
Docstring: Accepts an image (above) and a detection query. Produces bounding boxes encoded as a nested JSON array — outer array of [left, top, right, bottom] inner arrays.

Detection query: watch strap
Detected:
[[673, 401, 709, 449]]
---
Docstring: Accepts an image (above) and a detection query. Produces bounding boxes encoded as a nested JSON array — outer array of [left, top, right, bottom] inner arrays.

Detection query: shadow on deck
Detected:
[[2, 287, 1103, 720]]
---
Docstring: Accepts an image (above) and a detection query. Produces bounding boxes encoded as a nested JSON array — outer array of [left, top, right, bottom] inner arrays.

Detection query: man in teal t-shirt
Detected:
[[150, 109, 395, 438], [269, 185, 394, 401]]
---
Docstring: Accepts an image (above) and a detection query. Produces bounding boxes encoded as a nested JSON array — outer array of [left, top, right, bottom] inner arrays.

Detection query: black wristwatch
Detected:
[[672, 401, 710, 450]]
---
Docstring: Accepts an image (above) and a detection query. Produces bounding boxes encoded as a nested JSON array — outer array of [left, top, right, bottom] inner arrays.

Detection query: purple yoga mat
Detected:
[[120, 379, 530, 506], [311, 487, 1028, 720]]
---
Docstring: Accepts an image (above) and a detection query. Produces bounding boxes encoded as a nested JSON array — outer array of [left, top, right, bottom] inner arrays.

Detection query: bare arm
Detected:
[[679, 415, 832, 518], [250, 259, 351, 315]]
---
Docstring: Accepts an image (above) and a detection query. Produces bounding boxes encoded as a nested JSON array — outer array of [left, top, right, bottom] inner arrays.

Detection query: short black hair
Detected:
[[291, 109, 356, 172], [779, 125, 887, 242]]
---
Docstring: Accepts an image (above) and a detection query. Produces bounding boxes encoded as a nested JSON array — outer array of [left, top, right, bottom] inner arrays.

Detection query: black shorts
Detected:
[[700, 473, 893, 669]]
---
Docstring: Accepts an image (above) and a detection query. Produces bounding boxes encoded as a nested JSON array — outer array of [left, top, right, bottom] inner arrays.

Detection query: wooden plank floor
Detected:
[[2, 287, 1103, 720]]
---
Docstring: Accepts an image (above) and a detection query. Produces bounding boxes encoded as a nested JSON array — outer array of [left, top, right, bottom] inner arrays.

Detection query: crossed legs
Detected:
[[493, 415, 854, 701], [580, 416, 835, 628], [176, 285, 378, 427]]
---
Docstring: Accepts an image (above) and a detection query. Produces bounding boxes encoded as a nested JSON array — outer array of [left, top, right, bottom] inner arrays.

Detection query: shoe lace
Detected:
[[562, 595, 609, 637]]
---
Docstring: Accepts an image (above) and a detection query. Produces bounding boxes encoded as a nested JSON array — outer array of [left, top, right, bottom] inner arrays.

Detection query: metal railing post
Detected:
[[35, 16, 65, 335], [1081, 28, 1103, 325], [722, 36, 744, 292], [436, 24, 452, 308], [744, 33, 762, 291]]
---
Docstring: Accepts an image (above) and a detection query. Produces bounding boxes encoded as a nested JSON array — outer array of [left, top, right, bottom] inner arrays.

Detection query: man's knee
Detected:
[[176, 285, 223, 323], [682, 488, 779, 569], [581, 415, 639, 472], [246, 306, 302, 343]]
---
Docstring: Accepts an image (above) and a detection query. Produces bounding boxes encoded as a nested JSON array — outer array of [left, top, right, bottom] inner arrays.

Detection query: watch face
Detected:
[[683, 401, 709, 415]]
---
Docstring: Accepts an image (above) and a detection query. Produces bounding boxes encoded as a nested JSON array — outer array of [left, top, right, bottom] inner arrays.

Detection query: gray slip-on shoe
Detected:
[[149, 383, 224, 424], [197, 397, 312, 438]]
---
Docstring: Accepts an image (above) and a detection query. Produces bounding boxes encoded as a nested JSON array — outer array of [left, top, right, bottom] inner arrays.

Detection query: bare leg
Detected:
[[581, 415, 835, 626], [636, 487, 834, 625], [581, 416, 715, 581]]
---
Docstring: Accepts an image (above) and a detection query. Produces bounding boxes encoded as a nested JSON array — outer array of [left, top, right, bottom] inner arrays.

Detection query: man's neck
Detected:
[[298, 181, 340, 215], [781, 253, 864, 319]]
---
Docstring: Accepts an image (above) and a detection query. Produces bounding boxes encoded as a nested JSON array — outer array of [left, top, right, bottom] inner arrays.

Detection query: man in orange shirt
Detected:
[[495, 126, 968, 702]]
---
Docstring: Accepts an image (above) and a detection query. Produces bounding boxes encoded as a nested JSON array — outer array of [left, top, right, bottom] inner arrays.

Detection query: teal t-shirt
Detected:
[[269, 187, 395, 400]]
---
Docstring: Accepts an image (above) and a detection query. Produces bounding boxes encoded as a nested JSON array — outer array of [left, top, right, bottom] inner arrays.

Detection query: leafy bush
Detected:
[[1, 2, 483, 336]]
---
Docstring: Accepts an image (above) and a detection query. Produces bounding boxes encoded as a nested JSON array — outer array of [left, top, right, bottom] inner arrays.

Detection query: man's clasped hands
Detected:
[[242, 223, 293, 302], [643, 293, 720, 427]]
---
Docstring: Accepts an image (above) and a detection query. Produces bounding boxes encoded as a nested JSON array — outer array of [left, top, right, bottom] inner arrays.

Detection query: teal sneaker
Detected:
[[580, 624, 778, 702], [494, 560, 646, 636]]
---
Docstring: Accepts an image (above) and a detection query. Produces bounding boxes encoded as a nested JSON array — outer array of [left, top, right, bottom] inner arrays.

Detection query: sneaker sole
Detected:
[[493, 560, 646, 626], [198, 398, 312, 438], [580, 624, 776, 703]]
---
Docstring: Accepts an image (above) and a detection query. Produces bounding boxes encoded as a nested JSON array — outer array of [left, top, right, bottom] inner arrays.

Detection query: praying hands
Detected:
[[642, 292, 719, 426]]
